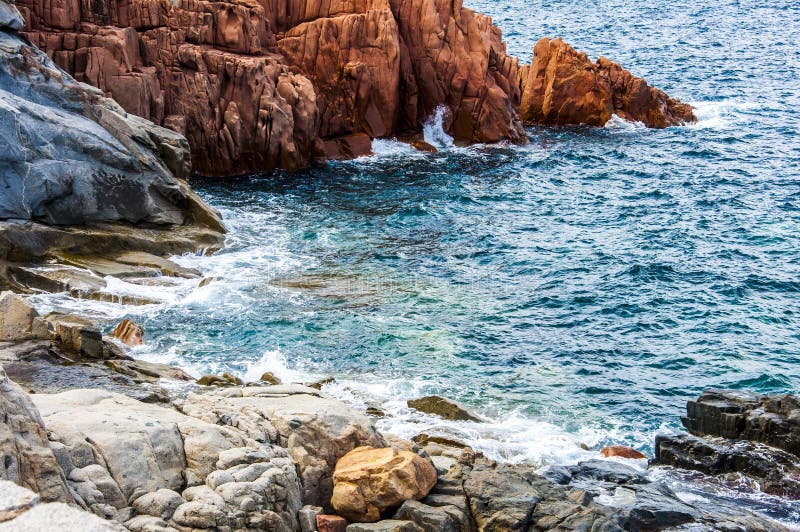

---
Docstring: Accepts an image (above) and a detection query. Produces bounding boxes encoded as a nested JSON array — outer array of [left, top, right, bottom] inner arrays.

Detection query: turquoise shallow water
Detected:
[[31, 0, 800, 522]]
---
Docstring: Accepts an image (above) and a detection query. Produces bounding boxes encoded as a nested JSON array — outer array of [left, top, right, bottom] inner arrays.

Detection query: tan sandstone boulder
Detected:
[[331, 446, 437, 522]]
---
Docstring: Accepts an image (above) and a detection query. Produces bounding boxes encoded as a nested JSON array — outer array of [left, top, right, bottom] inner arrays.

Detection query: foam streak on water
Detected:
[[27, 0, 800, 523]]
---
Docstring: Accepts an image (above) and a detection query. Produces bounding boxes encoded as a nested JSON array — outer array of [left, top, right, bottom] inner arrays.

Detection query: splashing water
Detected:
[[423, 105, 454, 148]]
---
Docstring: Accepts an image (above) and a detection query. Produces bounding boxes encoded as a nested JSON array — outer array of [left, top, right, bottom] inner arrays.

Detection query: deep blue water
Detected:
[[33, 0, 800, 522]]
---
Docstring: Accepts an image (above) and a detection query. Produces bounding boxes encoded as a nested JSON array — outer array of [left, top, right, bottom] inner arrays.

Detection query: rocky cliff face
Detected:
[[519, 38, 695, 128], [11, 0, 693, 177], [14, 0, 529, 175], [0, 0, 222, 232]]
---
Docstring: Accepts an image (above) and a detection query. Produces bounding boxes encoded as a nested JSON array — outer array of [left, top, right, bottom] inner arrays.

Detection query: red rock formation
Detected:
[[600, 445, 647, 460], [276, 0, 401, 139], [519, 38, 695, 128], [16, 0, 693, 176], [17, 0, 527, 175], [112, 319, 144, 347], [18, 0, 319, 176], [389, 0, 526, 143]]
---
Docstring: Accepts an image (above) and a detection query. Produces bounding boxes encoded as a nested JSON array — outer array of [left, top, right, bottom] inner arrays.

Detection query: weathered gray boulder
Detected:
[[0, 0, 22, 31], [0, 480, 123, 530], [28, 388, 305, 528], [0, 366, 72, 503], [0, 479, 38, 521], [176, 386, 385, 508], [0, 0, 224, 277], [0, 0, 208, 227]]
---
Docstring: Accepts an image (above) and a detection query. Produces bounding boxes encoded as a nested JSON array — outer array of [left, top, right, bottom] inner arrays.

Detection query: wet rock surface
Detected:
[[654, 389, 800, 503], [655, 433, 800, 499]]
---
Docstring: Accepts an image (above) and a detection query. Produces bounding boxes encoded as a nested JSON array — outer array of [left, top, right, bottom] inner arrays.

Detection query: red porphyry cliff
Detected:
[[15, 1, 694, 176], [17, 0, 527, 175], [518, 37, 695, 128]]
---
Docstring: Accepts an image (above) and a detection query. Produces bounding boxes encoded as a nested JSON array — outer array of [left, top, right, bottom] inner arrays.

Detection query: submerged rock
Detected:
[[411, 140, 438, 153], [331, 446, 437, 522], [407, 396, 481, 422], [519, 37, 695, 128]]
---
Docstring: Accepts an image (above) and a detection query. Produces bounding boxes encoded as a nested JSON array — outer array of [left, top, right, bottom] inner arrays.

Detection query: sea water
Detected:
[[29, 0, 800, 523]]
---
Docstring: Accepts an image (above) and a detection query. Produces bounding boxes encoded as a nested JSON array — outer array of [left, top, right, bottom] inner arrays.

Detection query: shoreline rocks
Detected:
[[9, 0, 693, 177], [519, 38, 695, 128], [0, 297, 794, 531], [331, 446, 437, 522], [655, 389, 800, 501]]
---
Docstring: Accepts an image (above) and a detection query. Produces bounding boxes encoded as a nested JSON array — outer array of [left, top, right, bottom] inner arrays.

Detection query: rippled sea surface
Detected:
[[33, 0, 800, 523]]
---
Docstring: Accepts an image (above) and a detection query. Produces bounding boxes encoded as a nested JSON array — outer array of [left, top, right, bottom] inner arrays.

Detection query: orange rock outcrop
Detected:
[[519, 37, 695, 128], [17, 0, 526, 175], [16, 2, 693, 176]]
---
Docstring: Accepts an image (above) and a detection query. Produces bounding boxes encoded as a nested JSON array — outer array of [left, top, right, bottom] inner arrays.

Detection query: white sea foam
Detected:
[[241, 349, 316, 385], [604, 114, 646, 131], [423, 105, 455, 148], [370, 139, 426, 158], [690, 99, 760, 129], [315, 375, 630, 466]]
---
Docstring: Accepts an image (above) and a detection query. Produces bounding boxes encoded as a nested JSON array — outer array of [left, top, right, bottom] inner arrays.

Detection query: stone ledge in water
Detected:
[[655, 433, 800, 499], [407, 396, 482, 422], [682, 389, 800, 456], [0, 339, 174, 403], [0, 220, 224, 266]]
